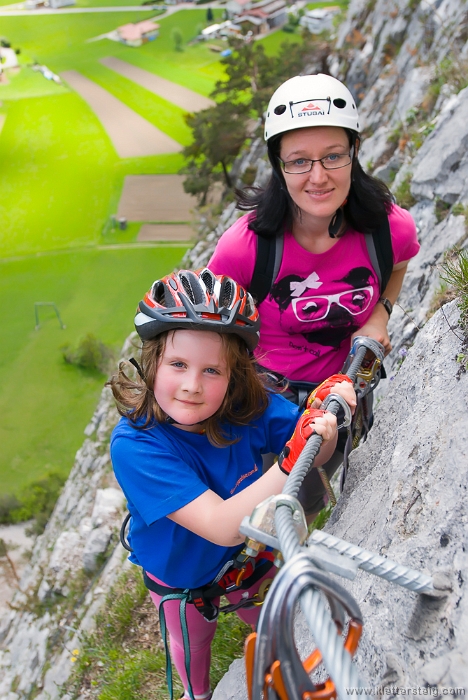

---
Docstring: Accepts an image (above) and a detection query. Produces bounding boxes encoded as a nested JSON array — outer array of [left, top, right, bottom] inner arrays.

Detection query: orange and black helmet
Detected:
[[135, 269, 260, 351]]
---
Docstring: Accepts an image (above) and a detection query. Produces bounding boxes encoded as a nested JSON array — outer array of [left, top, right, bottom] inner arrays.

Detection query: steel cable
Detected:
[[271, 344, 370, 699]]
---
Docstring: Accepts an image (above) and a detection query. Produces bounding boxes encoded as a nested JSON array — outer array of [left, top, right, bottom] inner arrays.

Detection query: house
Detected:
[[226, 0, 252, 19], [201, 23, 223, 39], [200, 20, 243, 40], [235, 0, 287, 35], [49, 0, 75, 7], [25, 0, 75, 7], [117, 20, 160, 48], [299, 6, 340, 34]]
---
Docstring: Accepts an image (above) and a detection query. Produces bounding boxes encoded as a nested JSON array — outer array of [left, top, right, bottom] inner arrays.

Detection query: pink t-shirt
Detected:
[[208, 205, 419, 383]]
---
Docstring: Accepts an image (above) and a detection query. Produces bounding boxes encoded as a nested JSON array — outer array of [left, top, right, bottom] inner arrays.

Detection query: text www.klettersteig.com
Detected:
[[346, 689, 465, 697]]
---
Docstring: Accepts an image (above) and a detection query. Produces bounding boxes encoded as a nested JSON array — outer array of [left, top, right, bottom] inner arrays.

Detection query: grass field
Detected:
[[0, 92, 116, 257], [0, 245, 188, 494], [0, 9, 221, 496], [0, 6, 311, 498], [0, 10, 226, 93]]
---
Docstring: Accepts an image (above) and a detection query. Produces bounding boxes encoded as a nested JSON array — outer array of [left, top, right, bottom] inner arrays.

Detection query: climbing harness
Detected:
[[142, 549, 275, 623], [240, 337, 435, 700]]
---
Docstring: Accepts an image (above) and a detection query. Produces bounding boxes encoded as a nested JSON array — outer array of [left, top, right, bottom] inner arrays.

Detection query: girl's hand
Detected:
[[307, 375, 357, 414], [278, 409, 337, 474]]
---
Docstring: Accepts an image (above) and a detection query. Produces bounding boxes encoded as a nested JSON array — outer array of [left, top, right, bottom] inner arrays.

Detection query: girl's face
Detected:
[[154, 329, 230, 431], [279, 125, 352, 227]]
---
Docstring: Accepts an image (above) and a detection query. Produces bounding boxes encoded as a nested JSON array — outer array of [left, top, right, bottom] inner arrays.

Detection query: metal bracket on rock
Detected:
[[240, 495, 359, 579], [239, 494, 308, 554]]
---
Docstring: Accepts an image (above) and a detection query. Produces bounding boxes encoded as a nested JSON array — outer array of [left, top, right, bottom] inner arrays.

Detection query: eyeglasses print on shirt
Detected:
[[291, 286, 374, 323]]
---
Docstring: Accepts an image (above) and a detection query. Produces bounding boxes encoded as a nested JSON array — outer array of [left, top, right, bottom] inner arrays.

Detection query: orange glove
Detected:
[[278, 409, 326, 475], [306, 374, 353, 407]]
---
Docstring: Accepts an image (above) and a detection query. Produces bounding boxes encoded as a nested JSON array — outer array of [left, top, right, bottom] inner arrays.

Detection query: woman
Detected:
[[208, 74, 420, 513]]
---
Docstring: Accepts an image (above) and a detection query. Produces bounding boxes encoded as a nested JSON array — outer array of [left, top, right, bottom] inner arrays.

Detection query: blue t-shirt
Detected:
[[110, 392, 299, 589]]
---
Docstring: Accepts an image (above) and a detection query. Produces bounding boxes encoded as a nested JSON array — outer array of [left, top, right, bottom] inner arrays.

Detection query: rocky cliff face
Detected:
[[1, 0, 468, 697]]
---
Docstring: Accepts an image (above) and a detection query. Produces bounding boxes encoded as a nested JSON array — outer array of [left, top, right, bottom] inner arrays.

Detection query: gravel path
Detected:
[[62, 69, 181, 157], [100, 56, 215, 113]]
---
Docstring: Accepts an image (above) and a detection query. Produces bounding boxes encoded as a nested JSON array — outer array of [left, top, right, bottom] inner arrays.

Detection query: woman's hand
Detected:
[[352, 302, 391, 355]]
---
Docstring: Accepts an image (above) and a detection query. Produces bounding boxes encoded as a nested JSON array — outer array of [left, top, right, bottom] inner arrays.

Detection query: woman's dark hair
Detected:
[[235, 130, 394, 238], [108, 331, 269, 447]]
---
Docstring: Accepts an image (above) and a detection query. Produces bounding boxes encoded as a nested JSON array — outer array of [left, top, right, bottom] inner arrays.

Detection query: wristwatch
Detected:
[[378, 297, 393, 317]]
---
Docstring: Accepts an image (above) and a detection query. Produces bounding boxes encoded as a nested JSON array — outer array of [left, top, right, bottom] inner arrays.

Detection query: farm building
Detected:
[[235, 0, 287, 35], [226, 0, 252, 17], [117, 20, 160, 47], [25, 0, 75, 7], [299, 6, 340, 33]]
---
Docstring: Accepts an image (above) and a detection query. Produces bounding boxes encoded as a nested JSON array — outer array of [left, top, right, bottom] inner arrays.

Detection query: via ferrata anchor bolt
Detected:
[[240, 494, 308, 553], [244, 537, 266, 558]]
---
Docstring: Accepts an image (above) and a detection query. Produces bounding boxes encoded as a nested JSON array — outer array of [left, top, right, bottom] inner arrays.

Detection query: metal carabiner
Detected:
[[321, 392, 353, 430]]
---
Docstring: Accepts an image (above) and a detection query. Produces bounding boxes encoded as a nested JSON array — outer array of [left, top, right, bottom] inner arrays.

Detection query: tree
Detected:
[[180, 32, 332, 204], [171, 27, 183, 52], [214, 35, 330, 120], [181, 101, 249, 204], [206, 6, 214, 22]]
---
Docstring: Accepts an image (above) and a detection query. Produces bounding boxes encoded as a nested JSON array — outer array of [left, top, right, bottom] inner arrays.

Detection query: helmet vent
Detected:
[[220, 279, 234, 308], [274, 105, 286, 115], [200, 269, 215, 295], [245, 294, 254, 317], [152, 281, 166, 305], [333, 98, 346, 108], [180, 273, 196, 304], [180, 271, 206, 305]]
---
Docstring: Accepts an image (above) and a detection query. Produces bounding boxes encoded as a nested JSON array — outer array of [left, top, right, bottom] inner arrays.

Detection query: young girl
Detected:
[[109, 268, 355, 700]]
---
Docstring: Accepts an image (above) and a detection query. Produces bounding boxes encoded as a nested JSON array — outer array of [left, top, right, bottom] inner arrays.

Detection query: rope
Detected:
[[158, 591, 195, 700]]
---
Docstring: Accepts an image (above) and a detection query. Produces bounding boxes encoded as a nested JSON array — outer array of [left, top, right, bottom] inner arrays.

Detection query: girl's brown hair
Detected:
[[108, 330, 270, 447]]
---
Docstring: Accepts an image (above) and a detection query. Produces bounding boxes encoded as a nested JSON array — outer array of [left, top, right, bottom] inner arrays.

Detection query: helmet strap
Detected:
[[328, 207, 344, 238], [129, 357, 145, 380]]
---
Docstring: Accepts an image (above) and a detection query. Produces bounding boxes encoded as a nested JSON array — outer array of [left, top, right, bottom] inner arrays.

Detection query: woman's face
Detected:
[[279, 126, 352, 227]]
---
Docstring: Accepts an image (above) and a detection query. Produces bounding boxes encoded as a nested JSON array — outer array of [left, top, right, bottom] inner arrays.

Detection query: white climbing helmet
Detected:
[[264, 74, 360, 141]]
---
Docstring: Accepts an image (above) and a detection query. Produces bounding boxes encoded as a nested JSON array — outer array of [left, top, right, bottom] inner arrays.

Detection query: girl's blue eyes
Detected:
[[170, 362, 220, 374]]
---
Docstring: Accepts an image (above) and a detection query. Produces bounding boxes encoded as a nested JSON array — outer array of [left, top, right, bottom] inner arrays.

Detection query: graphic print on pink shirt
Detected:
[[270, 265, 378, 349]]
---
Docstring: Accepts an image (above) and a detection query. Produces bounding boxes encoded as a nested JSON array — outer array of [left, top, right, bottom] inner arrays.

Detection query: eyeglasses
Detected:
[[291, 286, 374, 323], [279, 150, 353, 174]]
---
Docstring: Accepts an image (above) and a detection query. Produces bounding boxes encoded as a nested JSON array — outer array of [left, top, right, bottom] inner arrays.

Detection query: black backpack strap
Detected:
[[250, 234, 284, 305], [365, 214, 393, 295]]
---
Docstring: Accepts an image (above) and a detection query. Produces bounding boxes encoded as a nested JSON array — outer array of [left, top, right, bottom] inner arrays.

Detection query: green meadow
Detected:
[[0, 246, 187, 493], [0, 7, 307, 499]]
